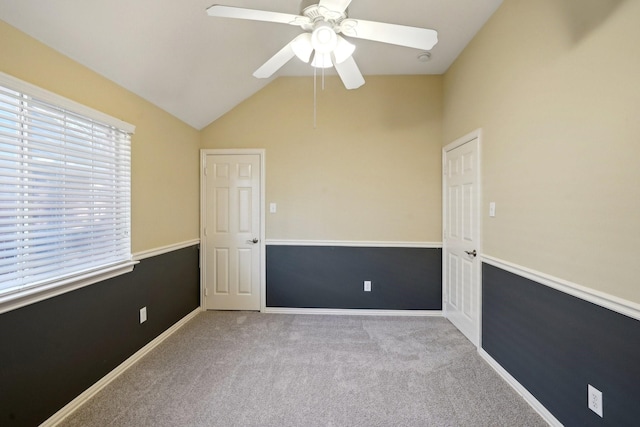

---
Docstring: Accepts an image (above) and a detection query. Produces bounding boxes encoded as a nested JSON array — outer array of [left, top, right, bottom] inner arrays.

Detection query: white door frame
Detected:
[[442, 129, 482, 348], [200, 148, 266, 312]]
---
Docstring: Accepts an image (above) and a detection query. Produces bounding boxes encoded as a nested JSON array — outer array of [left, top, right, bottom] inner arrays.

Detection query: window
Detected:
[[0, 72, 135, 311]]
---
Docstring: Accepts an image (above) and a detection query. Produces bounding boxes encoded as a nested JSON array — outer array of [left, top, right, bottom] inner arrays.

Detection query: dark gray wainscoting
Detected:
[[482, 263, 640, 426], [0, 245, 200, 427], [266, 245, 442, 310]]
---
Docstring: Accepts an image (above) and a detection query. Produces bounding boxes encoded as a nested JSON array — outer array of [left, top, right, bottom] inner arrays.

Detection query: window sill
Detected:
[[0, 260, 139, 315]]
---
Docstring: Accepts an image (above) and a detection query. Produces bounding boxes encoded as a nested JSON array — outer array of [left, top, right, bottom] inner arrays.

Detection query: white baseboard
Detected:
[[42, 307, 201, 427], [263, 307, 443, 317], [479, 349, 561, 427]]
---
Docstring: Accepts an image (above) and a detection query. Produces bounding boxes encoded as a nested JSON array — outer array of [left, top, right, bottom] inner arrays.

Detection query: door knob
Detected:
[[247, 238, 259, 244], [465, 249, 477, 257]]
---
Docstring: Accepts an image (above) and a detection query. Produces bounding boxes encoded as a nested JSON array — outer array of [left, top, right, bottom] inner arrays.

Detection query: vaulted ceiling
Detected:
[[0, 0, 503, 129]]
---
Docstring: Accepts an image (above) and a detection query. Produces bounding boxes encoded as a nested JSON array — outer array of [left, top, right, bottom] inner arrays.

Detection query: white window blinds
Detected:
[[0, 73, 134, 298]]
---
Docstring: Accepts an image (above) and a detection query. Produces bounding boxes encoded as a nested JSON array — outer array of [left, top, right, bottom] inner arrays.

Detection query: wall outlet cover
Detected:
[[588, 384, 603, 417]]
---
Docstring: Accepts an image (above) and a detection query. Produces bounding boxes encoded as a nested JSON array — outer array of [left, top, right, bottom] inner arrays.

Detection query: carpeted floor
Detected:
[[59, 312, 547, 426]]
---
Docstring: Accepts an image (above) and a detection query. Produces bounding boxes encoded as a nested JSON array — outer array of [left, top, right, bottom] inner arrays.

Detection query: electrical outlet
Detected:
[[139, 306, 147, 324], [364, 281, 372, 292], [588, 384, 603, 417]]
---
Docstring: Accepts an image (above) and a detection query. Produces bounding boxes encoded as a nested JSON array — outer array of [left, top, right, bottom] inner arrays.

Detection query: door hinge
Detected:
[[204, 167, 208, 176], [204, 288, 208, 297], [203, 228, 207, 237]]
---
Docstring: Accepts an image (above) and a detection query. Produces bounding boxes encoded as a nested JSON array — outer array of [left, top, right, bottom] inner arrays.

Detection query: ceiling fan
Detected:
[[206, 0, 438, 90]]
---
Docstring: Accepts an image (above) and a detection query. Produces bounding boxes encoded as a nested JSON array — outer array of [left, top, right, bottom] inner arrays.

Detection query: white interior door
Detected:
[[201, 151, 263, 311], [443, 131, 481, 346]]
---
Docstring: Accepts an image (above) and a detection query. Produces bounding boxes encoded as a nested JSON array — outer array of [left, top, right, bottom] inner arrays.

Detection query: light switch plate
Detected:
[[140, 307, 147, 324], [269, 203, 277, 213], [489, 202, 496, 217]]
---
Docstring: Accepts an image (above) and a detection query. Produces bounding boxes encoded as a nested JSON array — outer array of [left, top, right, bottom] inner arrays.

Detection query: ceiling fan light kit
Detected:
[[206, 0, 438, 90]]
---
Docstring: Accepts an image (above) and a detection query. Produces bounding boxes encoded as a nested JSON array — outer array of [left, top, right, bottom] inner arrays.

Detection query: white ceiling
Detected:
[[0, 0, 502, 129]]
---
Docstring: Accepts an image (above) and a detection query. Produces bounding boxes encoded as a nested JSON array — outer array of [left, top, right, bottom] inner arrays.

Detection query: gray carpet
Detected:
[[59, 312, 547, 427]]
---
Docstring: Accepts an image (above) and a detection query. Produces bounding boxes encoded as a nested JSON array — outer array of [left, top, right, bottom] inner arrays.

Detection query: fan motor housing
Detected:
[[303, 4, 347, 25]]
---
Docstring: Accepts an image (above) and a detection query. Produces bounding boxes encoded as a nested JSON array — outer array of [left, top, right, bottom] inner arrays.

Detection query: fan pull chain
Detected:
[[312, 62, 329, 129], [313, 66, 317, 129]]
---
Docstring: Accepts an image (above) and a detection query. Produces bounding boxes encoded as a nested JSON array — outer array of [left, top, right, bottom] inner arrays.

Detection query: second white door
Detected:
[[202, 152, 262, 311], [443, 132, 480, 346]]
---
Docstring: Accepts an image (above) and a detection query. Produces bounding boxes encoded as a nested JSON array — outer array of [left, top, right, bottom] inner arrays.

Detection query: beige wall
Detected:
[[201, 75, 443, 243], [0, 21, 201, 253], [443, 0, 640, 302], [6, 0, 637, 303]]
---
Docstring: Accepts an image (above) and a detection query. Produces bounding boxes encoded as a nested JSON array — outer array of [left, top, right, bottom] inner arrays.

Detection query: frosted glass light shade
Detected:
[[311, 52, 333, 68], [311, 23, 337, 54], [291, 33, 313, 63], [333, 36, 355, 64]]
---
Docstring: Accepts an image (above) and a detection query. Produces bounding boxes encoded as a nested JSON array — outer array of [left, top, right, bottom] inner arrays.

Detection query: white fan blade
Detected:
[[253, 40, 297, 78], [340, 19, 438, 50], [318, 0, 352, 13], [206, 5, 308, 27], [334, 56, 364, 89]]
